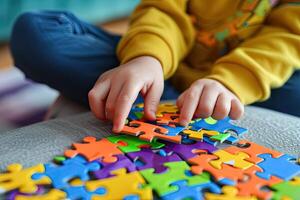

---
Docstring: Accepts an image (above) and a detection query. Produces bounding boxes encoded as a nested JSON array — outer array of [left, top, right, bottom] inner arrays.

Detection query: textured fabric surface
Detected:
[[0, 106, 300, 172]]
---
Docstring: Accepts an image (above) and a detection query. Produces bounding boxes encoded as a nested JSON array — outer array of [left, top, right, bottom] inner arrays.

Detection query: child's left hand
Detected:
[[177, 79, 244, 126]]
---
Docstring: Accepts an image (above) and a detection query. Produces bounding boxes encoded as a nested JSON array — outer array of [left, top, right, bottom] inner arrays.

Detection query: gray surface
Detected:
[[0, 106, 300, 172]]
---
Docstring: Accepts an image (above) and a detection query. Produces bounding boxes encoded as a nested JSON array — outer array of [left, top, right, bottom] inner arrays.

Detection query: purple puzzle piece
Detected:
[[93, 154, 136, 179], [127, 148, 182, 173], [6, 186, 45, 200], [164, 140, 218, 160]]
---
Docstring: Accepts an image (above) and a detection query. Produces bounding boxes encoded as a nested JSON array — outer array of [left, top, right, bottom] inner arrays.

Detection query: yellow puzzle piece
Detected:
[[86, 168, 152, 200], [0, 163, 51, 194], [156, 103, 178, 117], [205, 186, 257, 200], [210, 150, 253, 170], [15, 189, 66, 200], [182, 129, 219, 141]]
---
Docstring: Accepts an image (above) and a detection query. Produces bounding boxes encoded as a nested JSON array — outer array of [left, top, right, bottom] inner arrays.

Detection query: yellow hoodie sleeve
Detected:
[[116, 0, 195, 79], [206, 2, 300, 105]]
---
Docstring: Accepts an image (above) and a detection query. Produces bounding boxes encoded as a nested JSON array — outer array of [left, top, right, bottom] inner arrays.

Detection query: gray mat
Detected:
[[0, 106, 300, 172]]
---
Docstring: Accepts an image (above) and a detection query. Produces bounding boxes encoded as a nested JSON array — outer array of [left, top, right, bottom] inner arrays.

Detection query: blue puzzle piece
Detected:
[[256, 154, 300, 180], [224, 136, 238, 144], [190, 117, 247, 135], [203, 137, 218, 146], [32, 156, 100, 189], [162, 180, 221, 200], [161, 125, 185, 136], [64, 185, 106, 200], [128, 107, 144, 120], [124, 195, 140, 200]]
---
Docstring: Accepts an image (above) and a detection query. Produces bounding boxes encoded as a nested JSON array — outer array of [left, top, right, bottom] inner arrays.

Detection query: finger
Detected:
[[88, 79, 110, 120], [229, 98, 244, 120], [212, 93, 231, 120], [176, 92, 186, 110], [179, 86, 202, 126], [105, 80, 124, 120], [113, 82, 142, 132], [195, 85, 219, 118], [144, 82, 163, 121]]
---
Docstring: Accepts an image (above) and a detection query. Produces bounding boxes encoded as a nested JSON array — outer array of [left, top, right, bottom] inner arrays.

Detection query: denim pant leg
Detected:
[[253, 70, 300, 117], [10, 10, 180, 106], [11, 10, 121, 104]]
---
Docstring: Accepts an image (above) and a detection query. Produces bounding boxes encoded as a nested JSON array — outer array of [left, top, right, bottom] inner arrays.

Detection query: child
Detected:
[[10, 1, 300, 132]]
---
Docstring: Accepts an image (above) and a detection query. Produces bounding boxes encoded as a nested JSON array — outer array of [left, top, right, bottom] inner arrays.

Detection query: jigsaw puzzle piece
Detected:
[[210, 150, 254, 170], [271, 177, 300, 200], [0, 163, 50, 194], [86, 168, 152, 200], [14, 189, 66, 200], [236, 165, 282, 200], [190, 117, 248, 135], [161, 125, 185, 136], [205, 186, 257, 200], [121, 120, 182, 143], [164, 140, 217, 160], [6, 186, 45, 200], [225, 140, 283, 164], [210, 133, 231, 143], [188, 153, 244, 185], [182, 129, 219, 141], [156, 103, 178, 117], [156, 113, 179, 125], [93, 154, 136, 179], [256, 154, 300, 180], [127, 148, 182, 173], [63, 179, 106, 200], [128, 106, 144, 121], [32, 156, 100, 189], [64, 136, 123, 163], [161, 180, 221, 200], [140, 161, 212, 196], [107, 135, 164, 153]]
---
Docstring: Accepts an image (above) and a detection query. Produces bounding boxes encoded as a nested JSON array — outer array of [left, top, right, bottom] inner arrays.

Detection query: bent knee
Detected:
[[10, 11, 68, 79]]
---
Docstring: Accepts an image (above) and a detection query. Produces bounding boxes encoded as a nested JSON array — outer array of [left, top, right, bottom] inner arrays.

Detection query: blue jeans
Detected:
[[10, 11, 300, 117]]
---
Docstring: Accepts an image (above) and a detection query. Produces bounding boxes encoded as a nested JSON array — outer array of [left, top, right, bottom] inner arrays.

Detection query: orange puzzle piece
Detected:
[[236, 165, 282, 200], [64, 136, 123, 163], [224, 140, 282, 164], [156, 113, 179, 126], [121, 120, 182, 143], [188, 153, 244, 184]]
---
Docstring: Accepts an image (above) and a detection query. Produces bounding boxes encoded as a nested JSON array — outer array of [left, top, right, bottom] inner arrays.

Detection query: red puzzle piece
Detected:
[[236, 165, 282, 200], [64, 136, 123, 163], [121, 121, 182, 143], [188, 152, 244, 184], [225, 140, 283, 164]]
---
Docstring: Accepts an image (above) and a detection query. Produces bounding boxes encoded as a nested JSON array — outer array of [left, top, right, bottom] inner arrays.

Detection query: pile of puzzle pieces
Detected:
[[1, 102, 300, 200]]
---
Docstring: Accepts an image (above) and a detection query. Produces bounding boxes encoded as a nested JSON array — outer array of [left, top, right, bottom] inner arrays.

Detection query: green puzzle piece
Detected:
[[107, 135, 165, 153], [140, 161, 211, 196], [271, 177, 300, 200], [134, 111, 144, 119], [210, 133, 231, 143]]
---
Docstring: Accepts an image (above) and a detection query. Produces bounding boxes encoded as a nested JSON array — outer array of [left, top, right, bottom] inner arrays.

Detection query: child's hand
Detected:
[[88, 56, 164, 132], [177, 79, 244, 126]]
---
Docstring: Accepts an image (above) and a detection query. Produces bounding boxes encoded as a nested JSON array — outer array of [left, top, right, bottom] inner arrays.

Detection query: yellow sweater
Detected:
[[117, 0, 300, 104]]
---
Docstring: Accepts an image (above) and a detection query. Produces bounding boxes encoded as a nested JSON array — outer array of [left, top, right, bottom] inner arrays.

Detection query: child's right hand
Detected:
[[88, 56, 164, 133]]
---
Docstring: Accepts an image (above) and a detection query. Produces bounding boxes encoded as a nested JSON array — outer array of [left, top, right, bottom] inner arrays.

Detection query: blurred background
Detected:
[[0, 0, 139, 131]]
